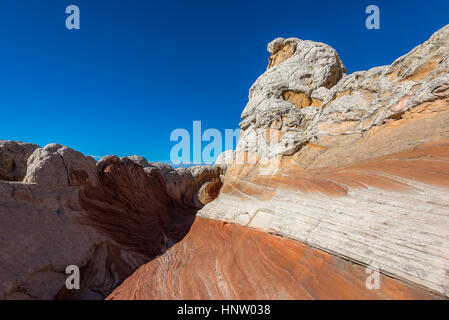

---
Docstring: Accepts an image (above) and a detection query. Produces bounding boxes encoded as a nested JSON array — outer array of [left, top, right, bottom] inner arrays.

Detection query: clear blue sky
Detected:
[[1, 0, 448, 163]]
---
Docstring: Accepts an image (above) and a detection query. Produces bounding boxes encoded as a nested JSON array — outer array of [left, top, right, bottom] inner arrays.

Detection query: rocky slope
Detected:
[[108, 217, 441, 300], [110, 24, 449, 299], [0, 142, 223, 299]]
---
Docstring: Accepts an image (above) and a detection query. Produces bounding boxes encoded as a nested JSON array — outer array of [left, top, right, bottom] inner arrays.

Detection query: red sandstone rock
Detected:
[[0, 146, 222, 299], [107, 217, 442, 300], [78, 156, 198, 259], [196, 25, 449, 298], [3, 24, 449, 301]]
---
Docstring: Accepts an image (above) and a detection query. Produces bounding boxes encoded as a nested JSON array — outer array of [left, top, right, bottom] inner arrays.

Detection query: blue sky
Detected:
[[1, 0, 448, 163]]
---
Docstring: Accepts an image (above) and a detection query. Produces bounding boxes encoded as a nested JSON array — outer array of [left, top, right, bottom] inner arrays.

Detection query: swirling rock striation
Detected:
[[0, 143, 223, 299], [112, 24, 449, 299], [108, 217, 442, 300], [201, 24, 449, 298]]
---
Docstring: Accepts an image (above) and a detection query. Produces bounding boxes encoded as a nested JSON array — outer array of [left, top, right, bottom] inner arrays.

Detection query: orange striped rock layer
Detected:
[[108, 217, 442, 300]]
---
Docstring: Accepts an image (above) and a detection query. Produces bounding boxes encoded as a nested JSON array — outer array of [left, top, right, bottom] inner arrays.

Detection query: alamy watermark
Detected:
[[64, 5, 380, 31], [66, 5, 80, 30], [366, 5, 380, 30], [65, 265, 80, 290], [169, 121, 285, 171], [170, 121, 240, 165], [365, 264, 381, 290]]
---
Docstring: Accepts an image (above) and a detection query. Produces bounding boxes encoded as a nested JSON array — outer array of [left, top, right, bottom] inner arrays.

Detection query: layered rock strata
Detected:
[[108, 217, 442, 300], [202, 24, 449, 297], [0, 142, 223, 299], [113, 25, 449, 299]]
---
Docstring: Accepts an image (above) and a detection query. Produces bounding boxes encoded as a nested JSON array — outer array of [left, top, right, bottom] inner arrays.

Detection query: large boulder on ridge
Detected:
[[111, 24, 449, 299], [0, 140, 38, 181]]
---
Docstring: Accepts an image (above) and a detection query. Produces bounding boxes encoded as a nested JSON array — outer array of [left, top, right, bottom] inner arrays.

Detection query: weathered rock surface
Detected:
[[24, 143, 97, 187], [0, 143, 222, 299], [215, 150, 235, 168], [3, 25, 449, 301], [121, 155, 150, 168], [108, 217, 442, 300], [238, 36, 346, 158], [197, 177, 223, 205], [200, 24, 449, 298], [237, 25, 449, 161], [0, 140, 38, 181], [123, 157, 226, 208], [112, 25, 449, 299]]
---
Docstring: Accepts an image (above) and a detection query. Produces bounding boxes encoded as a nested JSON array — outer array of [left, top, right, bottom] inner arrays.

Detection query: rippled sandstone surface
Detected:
[[0, 144, 223, 299], [111, 24, 449, 299], [108, 217, 441, 300], [2, 24, 449, 300]]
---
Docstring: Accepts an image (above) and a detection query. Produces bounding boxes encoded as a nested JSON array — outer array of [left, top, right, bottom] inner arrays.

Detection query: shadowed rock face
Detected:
[[197, 177, 223, 205], [78, 156, 199, 259], [0, 144, 223, 299], [107, 217, 442, 300], [0, 140, 38, 181]]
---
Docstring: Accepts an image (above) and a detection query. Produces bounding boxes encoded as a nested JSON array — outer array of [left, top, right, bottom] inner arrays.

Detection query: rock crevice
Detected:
[[0, 143, 224, 299]]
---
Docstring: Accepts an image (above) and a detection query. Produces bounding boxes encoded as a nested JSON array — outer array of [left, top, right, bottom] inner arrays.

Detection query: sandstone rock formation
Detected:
[[238, 36, 346, 158], [2, 24, 449, 301], [215, 150, 235, 168], [121, 155, 150, 168], [0, 140, 38, 181], [108, 218, 441, 300], [112, 25, 449, 299], [123, 157, 226, 208], [204, 24, 449, 298], [0, 142, 222, 299], [24, 143, 97, 187]]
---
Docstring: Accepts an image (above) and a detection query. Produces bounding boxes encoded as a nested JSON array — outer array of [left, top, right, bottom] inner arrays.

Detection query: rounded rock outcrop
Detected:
[[0, 140, 39, 181]]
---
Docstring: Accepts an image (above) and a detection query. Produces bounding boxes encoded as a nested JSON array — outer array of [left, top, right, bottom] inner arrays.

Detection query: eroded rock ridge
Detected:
[[113, 25, 449, 299], [0, 142, 223, 299]]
